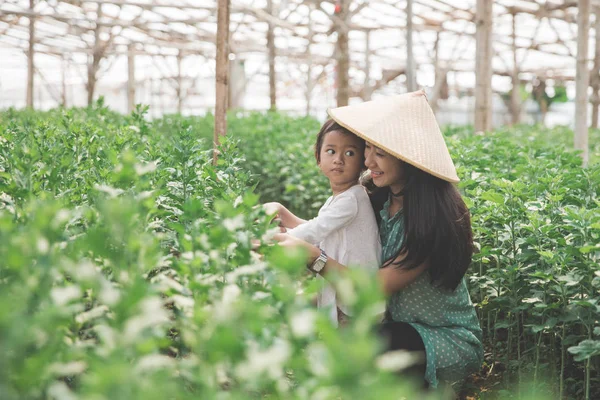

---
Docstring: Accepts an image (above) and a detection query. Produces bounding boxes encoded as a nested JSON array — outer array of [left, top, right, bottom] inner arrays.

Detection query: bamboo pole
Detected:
[[575, 0, 590, 167], [127, 44, 135, 113], [177, 51, 183, 114], [267, 0, 276, 110], [511, 12, 521, 125], [87, 4, 104, 106], [591, 9, 600, 129], [214, 0, 230, 165], [26, 0, 35, 109], [305, 5, 313, 116], [475, 0, 493, 132], [61, 55, 67, 107], [364, 30, 372, 100], [431, 30, 441, 113], [335, 0, 350, 107], [406, 0, 417, 92]]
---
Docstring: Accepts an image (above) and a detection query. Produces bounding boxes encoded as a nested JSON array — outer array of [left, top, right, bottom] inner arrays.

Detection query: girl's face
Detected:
[[364, 142, 405, 190], [318, 130, 364, 192]]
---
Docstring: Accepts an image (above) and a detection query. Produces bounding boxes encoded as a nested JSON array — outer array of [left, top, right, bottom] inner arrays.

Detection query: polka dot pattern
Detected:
[[379, 197, 484, 388]]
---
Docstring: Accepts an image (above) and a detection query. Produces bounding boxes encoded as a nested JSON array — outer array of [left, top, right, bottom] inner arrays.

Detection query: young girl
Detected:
[[274, 90, 483, 388], [264, 119, 381, 327]]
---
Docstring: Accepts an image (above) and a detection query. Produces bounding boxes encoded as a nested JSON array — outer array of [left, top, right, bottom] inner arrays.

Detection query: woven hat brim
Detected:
[[326, 93, 460, 183]]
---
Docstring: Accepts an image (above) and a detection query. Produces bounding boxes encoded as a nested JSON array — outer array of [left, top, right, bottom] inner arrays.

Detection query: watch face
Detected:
[[313, 259, 325, 272]]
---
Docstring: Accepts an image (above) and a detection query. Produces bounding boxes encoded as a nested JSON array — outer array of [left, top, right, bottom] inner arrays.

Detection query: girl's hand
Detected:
[[263, 202, 283, 217], [262, 202, 286, 232], [272, 232, 321, 265]]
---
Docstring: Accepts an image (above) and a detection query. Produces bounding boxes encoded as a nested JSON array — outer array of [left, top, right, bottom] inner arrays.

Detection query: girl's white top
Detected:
[[287, 184, 382, 326]]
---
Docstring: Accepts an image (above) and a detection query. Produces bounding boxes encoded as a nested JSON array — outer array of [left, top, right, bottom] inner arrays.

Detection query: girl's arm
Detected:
[[263, 202, 306, 229], [274, 233, 427, 297]]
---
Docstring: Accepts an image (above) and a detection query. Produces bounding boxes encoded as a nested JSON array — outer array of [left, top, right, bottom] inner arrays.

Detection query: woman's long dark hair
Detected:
[[362, 162, 473, 291]]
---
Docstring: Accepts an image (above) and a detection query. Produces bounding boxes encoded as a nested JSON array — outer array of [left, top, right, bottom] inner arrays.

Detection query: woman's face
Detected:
[[364, 142, 405, 190]]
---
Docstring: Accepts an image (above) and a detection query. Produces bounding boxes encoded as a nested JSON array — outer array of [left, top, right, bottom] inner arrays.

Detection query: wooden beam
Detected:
[[510, 12, 521, 125], [335, 0, 350, 107], [26, 0, 35, 109], [591, 9, 600, 129], [87, 3, 104, 106], [575, 0, 590, 167], [214, 0, 230, 165], [406, 0, 417, 92], [267, 0, 276, 111], [364, 29, 371, 100], [61, 54, 67, 107], [127, 44, 135, 113], [177, 50, 183, 114], [474, 0, 493, 132]]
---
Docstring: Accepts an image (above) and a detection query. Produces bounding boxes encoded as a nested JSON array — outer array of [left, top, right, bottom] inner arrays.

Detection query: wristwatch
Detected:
[[308, 249, 328, 274]]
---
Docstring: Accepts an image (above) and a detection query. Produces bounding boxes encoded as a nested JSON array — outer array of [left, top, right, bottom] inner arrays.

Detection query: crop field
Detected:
[[1, 102, 599, 399]]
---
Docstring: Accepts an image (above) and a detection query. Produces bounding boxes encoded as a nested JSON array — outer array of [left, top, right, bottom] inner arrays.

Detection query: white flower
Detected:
[[47, 382, 78, 400], [235, 339, 291, 380], [225, 263, 267, 282], [75, 305, 109, 324], [37, 237, 50, 254], [290, 309, 317, 338], [94, 324, 117, 356], [135, 354, 175, 373], [214, 284, 242, 321], [375, 350, 424, 372], [48, 361, 87, 376], [94, 184, 124, 198], [72, 260, 99, 281], [99, 280, 121, 306], [305, 343, 330, 377], [50, 286, 82, 306], [123, 297, 169, 342], [335, 277, 357, 306], [223, 215, 245, 232], [134, 160, 158, 176]]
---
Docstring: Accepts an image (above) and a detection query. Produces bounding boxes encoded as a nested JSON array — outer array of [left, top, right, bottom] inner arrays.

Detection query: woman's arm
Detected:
[[274, 234, 427, 296]]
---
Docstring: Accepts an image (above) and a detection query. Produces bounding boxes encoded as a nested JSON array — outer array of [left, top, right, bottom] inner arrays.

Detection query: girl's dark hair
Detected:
[[361, 162, 473, 291], [314, 119, 365, 165]]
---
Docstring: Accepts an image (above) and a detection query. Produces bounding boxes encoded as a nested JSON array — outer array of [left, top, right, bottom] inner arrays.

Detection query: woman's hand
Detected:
[[272, 232, 321, 265]]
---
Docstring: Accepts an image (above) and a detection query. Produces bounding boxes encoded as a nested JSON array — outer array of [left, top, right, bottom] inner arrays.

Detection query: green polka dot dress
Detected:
[[379, 197, 483, 388]]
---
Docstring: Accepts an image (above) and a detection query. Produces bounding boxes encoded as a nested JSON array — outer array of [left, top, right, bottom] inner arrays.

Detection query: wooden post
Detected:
[[87, 4, 104, 106], [127, 44, 135, 113], [214, 0, 230, 165], [26, 0, 35, 109], [591, 9, 600, 129], [335, 0, 350, 107], [475, 0, 493, 133], [177, 51, 183, 114], [267, 0, 276, 110], [61, 55, 67, 107], [406, 0, 416, 92], [575, 0, 590, 167], [510, 12, 521, 125], [431, 30, 441, 113], [364, 29, 372, 100], [306, 6, 313, 116]]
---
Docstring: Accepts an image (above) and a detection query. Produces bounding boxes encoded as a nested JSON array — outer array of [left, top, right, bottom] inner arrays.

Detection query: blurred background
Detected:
[[0, 0, 597, 128]]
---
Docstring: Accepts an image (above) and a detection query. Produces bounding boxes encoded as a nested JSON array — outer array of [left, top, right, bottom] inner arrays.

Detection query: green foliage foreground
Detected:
[[0, 103, 599, 399]]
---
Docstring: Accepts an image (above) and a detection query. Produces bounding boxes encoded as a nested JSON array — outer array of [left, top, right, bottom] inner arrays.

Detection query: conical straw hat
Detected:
[[327, 90, 459, 183]]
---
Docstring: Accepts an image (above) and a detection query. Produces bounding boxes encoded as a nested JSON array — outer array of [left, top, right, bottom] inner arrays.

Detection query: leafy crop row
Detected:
[[1, 102, 599, 399]]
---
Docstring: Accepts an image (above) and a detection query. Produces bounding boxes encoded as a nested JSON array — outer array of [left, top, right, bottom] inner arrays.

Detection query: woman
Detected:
[[275, 90, 483, 388]]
